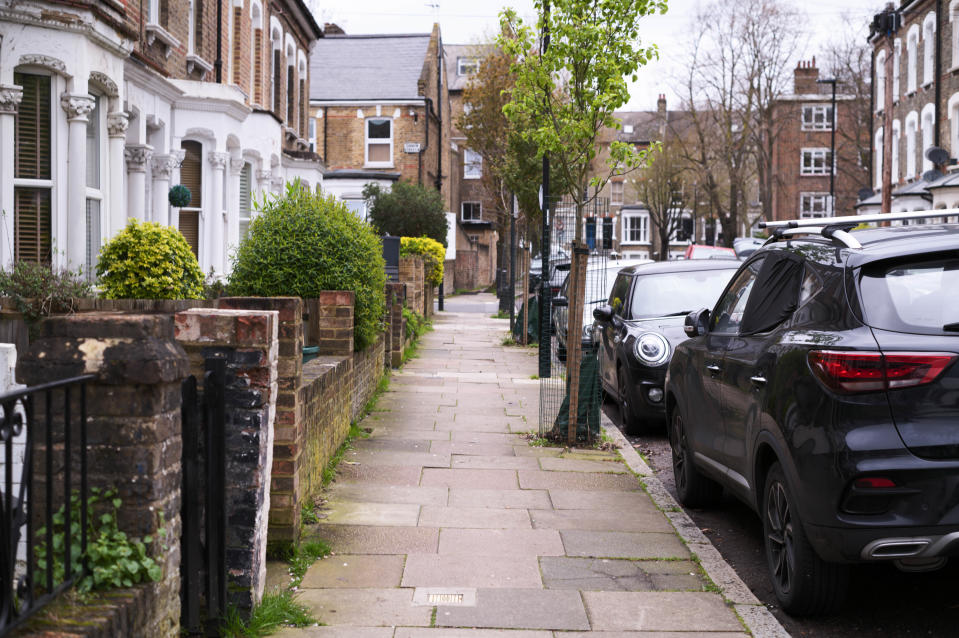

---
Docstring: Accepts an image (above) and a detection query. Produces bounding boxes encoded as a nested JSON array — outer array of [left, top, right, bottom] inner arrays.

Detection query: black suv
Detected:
[[665, 216, 959, 616]]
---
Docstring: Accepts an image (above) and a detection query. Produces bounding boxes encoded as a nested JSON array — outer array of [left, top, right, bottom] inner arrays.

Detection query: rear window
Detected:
[[860, 257, 959, 335]]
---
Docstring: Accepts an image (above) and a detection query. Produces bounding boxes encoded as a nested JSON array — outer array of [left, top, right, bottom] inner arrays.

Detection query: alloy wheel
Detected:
[[671, 415, 688, 493], [766, 480, 795, 595]]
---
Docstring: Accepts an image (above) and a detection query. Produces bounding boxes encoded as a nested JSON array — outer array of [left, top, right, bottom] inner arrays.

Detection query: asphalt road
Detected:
[[603, 400, 959, 638]]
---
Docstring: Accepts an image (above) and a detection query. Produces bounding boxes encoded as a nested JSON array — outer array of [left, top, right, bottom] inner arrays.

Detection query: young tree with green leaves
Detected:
[[363, 181, 449, 246], [499, 0, 665, 442]]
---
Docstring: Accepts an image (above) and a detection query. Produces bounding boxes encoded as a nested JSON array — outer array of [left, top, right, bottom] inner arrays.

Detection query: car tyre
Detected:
[[670, 409, 722, 508], [618, 366, 643, 435], [762, 462, 848, 616]]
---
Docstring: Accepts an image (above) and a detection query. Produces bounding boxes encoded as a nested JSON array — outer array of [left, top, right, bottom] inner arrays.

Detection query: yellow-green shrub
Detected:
[[400, 236, 445, 287], [96, 219, 203, 299]]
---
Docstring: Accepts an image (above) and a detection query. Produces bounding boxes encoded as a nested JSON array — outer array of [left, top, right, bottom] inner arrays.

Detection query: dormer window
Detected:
[[457, 57, 479, 76]]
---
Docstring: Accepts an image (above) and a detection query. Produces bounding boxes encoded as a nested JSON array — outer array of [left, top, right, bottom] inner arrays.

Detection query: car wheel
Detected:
[[670, 409, 722, 508], [618, 366, 643, 435], [763, 462, 848, 616]]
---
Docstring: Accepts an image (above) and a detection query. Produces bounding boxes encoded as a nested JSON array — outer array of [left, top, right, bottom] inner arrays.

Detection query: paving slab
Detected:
[[301, 554, 406, 588], [344, 449, 451, 468], [530, 508, 674, 533], [314, 525, 438, 554], [518, 470, 639, 491], [418, 506, 532, 529], [431, 441, 518, 456], [512, 445, 564, 458], [297, 588, 431, 627], [448, 488, 551, 509], [538, 456, 628, 473], [396, 630, 552, 638], [327, 484, 448, 506], [547, 489, 651, 510], [401, 554, 542, 588], [321, 501, 421, 526], [560, 530, 691, 559], [582, 591, 743, 632], [434, 588, 589, 631], [435, 419, 513, 433], [371, 428, 450, 441], [438, 528, 565, 556], [272, 627, 395, 638], [539, 557, 704, 592], [264, 559, 293, 591], [451, 455, 540, 470], [351, 438, 435, 452], [420, 468, 518, 489], [560, 633, 749, 638], [335, 464, 423, 486], [451, 431, 528, 444]]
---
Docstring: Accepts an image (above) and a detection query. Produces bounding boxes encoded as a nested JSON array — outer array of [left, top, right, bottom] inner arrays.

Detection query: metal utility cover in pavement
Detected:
[[412, 587, 477, 606]]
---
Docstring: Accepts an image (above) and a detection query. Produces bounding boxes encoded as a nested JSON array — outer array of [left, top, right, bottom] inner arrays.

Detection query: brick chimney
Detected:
[[657, 94, 667, 138], [324, 23, 345, 35], [794, 57, 820, 95]]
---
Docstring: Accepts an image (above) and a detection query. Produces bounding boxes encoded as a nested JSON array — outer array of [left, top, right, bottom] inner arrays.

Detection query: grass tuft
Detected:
[[219, 589, 316, 637], [289, 540, 332, 586]]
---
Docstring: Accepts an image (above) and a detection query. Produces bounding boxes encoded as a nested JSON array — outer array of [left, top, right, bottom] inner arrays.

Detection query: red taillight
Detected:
[[854, 477, 896, 489], [808, 350, 957, 394]]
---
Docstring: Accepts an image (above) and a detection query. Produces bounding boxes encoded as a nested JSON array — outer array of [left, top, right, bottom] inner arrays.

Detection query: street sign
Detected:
[[404, 142, 421, 153]]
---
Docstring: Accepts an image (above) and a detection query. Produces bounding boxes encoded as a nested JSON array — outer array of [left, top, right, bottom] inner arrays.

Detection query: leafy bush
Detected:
[[0, 261, 92, 327], [364, 181, 448, 246], [229, 182, 387, 350], [400, 236, 445, 287], [96, 219, 203, 299], [403, 307, 429, 340]]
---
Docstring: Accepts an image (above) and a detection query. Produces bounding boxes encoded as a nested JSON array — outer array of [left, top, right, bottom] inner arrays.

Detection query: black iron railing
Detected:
[[0, 374, 95, 637]]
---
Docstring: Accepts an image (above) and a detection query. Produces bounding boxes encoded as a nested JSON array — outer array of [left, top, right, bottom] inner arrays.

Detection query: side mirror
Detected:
[[552, 296, 569, 308], [593, 304, 613, 323], [684, 308, 710, 337]]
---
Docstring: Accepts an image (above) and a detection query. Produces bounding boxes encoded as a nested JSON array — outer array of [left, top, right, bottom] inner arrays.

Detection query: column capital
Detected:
[[230, 158, 245, 175], [60, 93, 95, 122], [107, 111, 129, 137], [151, 154, 179, 180], [255, 169, 272, 182], [125, 144, 154, 173], [0, 85, 23, 115], [172, 149, 186, 167], [208, 151, 229, 170]]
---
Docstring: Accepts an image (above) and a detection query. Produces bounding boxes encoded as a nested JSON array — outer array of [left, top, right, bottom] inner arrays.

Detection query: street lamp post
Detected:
[[817, 77, 838, 215]]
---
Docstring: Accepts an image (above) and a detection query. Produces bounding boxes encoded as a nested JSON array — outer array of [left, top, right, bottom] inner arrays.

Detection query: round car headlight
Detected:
[[632, 332, 670, 366]]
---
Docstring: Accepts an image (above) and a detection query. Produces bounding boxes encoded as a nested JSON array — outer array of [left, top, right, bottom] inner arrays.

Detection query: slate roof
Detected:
[[445, 44, 492, 92], [310, 34, 431, 101]]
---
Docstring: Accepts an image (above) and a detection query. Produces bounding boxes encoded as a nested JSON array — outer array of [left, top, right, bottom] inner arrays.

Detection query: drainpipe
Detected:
[[869, 47, 875, 189], [420, 97, 432, 186], [435, 41, 443, 192], [323, 106, 328, 163], [935, 0, 942, 147], [214, 0, 223, 82]]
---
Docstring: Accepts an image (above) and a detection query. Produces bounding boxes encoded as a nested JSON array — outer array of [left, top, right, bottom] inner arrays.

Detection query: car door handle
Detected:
[[750, 375, 767, 386], [706, 364, 722, 373]]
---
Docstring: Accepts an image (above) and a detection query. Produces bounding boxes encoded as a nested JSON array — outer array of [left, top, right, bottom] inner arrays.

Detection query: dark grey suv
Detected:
[[664, 214, 959, 616]]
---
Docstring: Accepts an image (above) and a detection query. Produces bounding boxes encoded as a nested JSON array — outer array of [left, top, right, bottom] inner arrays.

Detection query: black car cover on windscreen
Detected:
[[739, 252, 804, 335]]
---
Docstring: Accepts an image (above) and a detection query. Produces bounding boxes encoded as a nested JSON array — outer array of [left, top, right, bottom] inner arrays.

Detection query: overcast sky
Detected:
[[312, 0, 886, 110]]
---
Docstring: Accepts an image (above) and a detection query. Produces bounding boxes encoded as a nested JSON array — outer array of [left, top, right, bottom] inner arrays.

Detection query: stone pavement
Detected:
[[273, 297, 787, 637]]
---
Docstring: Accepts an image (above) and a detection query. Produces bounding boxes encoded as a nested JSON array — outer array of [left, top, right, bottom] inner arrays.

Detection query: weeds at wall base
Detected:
[[219, 589, 317, 637]]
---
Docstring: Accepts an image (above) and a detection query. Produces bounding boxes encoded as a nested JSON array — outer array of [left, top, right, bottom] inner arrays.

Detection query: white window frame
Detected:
[[464, 149, 482, 179], [364, 117, 393, 167], [800, 192, 831, 218], [801, 104, 833, 131], [342, 197, 368, 220], [457, 57, 478, 76], [905, 111, 918, 179], [874, 127, 884, 190], [611, 180, 624, 205], [621, 210, 649, 244], [85, 92, 106, 277], [921, 103, 935, 173], [906, 25, 919, 94], [800, 148, 833, 176], [239, 162, 253, 239], [892, 119, 901, 183], [923, 12, 936, 86], [893, 38, 901, 100], [952, 0, 959, 69], [462, 201, 482, 221]]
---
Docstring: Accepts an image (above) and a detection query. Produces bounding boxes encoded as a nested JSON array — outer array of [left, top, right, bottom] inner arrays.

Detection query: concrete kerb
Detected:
[[601, 413, 791, 638]]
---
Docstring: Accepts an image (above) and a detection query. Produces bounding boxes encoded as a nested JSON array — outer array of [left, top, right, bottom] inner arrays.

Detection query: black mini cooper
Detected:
[[665, 215, 959, 616], [591, 260, 739, 434]]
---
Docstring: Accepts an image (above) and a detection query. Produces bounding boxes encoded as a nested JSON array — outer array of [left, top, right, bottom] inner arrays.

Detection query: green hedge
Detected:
[[400, 236, 445, 287], [228, 182, 386, 350]]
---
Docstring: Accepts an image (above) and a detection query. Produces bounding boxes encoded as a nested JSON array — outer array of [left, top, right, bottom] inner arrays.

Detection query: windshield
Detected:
[[860, 257, 959, 335], [628, 268, 738, 319]]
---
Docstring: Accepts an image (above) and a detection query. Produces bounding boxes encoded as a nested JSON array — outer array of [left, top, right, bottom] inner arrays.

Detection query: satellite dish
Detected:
[[925, 146, 951, 166], [922, 169, 944, 183], [857, 188, 875, 201]]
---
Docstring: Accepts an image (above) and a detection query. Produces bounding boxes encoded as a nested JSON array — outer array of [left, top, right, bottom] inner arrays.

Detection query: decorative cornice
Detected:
[[107, 111, 129, 137], [208, 151, 229, 170], [18, 54, 70, 78], [60, 93, 95, 121], [256, 170, 272, 182], [0, 85, 23, 115], [230, 158, 245, 175], [125, 144, 154, 172], [151, 154, 179, 180], [89, 71, 119, 98]]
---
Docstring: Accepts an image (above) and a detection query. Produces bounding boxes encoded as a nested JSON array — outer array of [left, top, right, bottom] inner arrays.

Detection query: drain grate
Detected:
[[427, 593, 464, 604], [412, 587, 477, 607]]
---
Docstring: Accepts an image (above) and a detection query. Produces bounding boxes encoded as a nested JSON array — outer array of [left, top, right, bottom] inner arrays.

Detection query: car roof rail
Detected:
[[759, 209, 959, 249]]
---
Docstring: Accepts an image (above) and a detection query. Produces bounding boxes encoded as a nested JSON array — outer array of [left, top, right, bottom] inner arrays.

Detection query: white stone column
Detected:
[[125, 144, 153, 223], [106, 112, 129, 238], [61, 93, 96, 272], [207, 151, 228, 276], [151, 154, 178, 226], [0, 85, 23, 268], [228, 157, 244, 257]]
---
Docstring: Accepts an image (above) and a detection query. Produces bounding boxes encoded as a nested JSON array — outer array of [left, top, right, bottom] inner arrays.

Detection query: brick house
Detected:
[[446, 43, 497, 289], [862, 0, 959, 215], [770, 59, 869, 221], [0, 0, 324, 277], [308, 25, 451, 219]]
